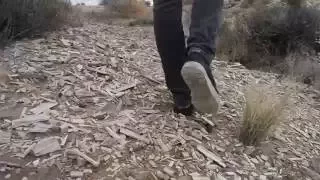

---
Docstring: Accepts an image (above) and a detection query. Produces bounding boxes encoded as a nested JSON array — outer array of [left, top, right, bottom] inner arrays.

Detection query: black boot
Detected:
[[173, 93, 194, 116]]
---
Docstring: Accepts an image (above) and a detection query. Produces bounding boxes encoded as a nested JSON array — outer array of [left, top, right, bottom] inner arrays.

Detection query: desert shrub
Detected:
[[102, 0, 149, 18], [128, 19, 153, 26], [217, 0, 320, 70], [0, 0, 71, 44], [239, 85, 289, 146]]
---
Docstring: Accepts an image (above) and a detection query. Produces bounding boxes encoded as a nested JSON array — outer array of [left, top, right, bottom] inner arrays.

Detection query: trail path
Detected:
[[0, 21, 319, 180]]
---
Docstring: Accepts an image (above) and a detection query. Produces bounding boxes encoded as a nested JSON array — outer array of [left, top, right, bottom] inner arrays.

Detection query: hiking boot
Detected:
[[173, 93, 194, 116], [181, 61, 220, 115]]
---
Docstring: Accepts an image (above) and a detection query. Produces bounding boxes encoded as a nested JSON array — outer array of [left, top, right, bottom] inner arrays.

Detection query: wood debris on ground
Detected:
[[31, 137, 61, 156], [0, 7, 319, 179]]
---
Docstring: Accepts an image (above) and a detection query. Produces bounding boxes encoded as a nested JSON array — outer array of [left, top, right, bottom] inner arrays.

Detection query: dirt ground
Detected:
[[0, 5, 320, 180]]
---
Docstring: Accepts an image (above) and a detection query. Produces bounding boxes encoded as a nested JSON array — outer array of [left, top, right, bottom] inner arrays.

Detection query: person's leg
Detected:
[[181, 0, 223, 114], [153, 0, 193, 115], [188, 0, 223, 61]]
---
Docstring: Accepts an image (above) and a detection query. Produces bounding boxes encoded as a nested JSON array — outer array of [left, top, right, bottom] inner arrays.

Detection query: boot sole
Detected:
[[181, 61, 219, 115]]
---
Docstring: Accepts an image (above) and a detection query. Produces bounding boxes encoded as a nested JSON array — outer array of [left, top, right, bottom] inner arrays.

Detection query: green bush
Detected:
[[0, 0, 71, 44]]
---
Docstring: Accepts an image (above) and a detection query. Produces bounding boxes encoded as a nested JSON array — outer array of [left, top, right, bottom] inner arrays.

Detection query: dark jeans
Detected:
[[153, 0, 223, 102]]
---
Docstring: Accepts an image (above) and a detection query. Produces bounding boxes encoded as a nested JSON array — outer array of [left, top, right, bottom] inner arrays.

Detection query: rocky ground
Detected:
[[0, 18, 320, 180]]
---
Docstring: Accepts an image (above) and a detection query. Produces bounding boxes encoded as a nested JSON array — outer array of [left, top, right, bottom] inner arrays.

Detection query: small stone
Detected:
[[21, 177, 28, 180]]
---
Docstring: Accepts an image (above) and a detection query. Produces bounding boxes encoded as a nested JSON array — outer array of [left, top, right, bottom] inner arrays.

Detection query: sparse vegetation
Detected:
[[0, 0, 71, 45], [128, 19, 153, 26], [239, 85, 289, 146], [102, 0, 149, 18], [217, 0, 320, 85]]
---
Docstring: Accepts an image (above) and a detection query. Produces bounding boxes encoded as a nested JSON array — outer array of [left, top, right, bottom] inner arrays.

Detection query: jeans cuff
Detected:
[[187, 47, 213, 64]]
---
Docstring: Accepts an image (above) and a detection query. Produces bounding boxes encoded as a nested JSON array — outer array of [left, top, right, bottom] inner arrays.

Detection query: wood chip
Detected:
[[0, 130, 11, 144], [200, 116, 215, 127], [163, 166, 175, 177], [12, 114, 50, 128], [156, 170, 169, 180], [0, 161, 22, 168], [29, 102, 58, 115], [23, 143, 36, 158], [96, 42, 106, 49], [119, 128, 150, 143], [105, 127, 126, 145], [177, 176, 192, 180], [114, 83, 136, 93], [32, 137, 61, 156], [65, 148, 100, 167], [303, 167, 320, 180], [156, 138, 171, 152], [83, 169, 93, 174], [196, 145, 226, 168], [0, 104, 24, 119], [191, 176, 211, 180], [141, 74, 161, 84], [0, 68, 9, 84], [214, 174, 227, 180], [70, 171, 84, 177], [290, 124, 311, 138], [60, 135, 68, 146], [28, 123, 53, 133], [86, 66, 109, 75]]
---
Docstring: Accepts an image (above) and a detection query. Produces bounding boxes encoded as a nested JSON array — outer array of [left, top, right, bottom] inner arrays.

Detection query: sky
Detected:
[[70, 0, 100, 5]]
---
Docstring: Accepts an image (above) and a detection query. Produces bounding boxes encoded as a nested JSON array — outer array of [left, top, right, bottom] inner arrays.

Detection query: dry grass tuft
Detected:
[[239, 85, 289, 146], [0, 0, 71, 41], [0, 0, 72, 45]]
